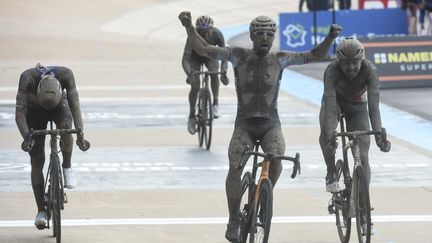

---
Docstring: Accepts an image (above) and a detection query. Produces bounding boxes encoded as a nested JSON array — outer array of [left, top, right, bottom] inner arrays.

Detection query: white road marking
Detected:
[[1, 111, 315, 120], [0, 96, 296, 105], [0, 85, 188, 92], [0, 162, 428, 173], [1, 215, 432, 227]]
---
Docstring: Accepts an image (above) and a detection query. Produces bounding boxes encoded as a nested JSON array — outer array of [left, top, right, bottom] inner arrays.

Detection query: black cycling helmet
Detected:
[[37, 74, 62, 110], [249, 15, 277, 33], [196, 15, 213, 30], [336, 37, 365, 60]]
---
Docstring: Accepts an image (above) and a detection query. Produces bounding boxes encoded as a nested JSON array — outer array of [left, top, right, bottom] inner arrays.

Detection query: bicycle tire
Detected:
[[354, 167, 371, 243], [249, 178, 273, 243], [196, 89, 204, 147], [239, 172, 253, 243], [334, 159, 351, 243], [50, 153, 62, 243], [203, 89, 213, 150]]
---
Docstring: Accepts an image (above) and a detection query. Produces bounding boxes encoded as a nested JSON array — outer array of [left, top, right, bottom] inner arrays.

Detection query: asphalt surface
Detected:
[[1, 1, 432, 243]]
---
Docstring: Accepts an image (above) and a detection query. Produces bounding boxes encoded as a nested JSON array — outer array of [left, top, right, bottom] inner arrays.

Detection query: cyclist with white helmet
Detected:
[[15, 63, 89, 228], [319, 37, 391, 195], [182, 15, 229, 134], [179, 11, 341, 242]]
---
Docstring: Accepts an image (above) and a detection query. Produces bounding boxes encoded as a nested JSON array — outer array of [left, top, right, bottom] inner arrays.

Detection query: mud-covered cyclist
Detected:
[[179, 11, 341, 242], [15, 63, 90, 229], [182, 15, 229, 134]]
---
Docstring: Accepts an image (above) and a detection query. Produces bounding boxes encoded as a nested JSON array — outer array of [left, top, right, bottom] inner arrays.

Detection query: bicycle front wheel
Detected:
[[239, 172, 253, 243], [50, 153, 62, 243], [334, 159, 351, 243], [196, 89, 204, 147], [354, 167, 371, 243], [249, 178, 273, 243], [203, 89, 213, 150]]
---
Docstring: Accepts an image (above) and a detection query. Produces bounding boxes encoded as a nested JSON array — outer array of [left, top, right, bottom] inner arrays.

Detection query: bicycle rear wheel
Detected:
[[249, 178, 273, 243], [196, 89, 204, 147], [239, 172, 253, 243], [334, 159, 351, 243], [354, 167, 371, 243], [50, 153, 62, 243], [203, 89, 213, 150]]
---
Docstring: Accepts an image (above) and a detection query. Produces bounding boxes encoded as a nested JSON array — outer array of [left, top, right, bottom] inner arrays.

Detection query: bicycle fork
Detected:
[[253, 160, 270, 211], [347, 139, 361, 219]]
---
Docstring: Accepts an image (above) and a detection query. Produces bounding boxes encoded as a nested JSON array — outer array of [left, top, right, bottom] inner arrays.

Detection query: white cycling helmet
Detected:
[[37, 74, 62, 110], [196, 15, 213, 30]]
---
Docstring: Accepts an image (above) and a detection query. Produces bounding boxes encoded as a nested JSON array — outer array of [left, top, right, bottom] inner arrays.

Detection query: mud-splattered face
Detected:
[[340, 59, 362, 80], [251, 30, 275, 57]]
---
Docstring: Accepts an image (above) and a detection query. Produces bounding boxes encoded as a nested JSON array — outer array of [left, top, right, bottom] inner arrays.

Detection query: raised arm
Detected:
[[179, 11, 230, 61], [306, 24, 342, 62], [278, 24, 342, 68]]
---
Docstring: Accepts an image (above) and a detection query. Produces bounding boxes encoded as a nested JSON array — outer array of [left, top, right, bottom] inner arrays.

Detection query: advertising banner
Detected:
[[279, 8, 408, 53], [360, 35, 432, 88]]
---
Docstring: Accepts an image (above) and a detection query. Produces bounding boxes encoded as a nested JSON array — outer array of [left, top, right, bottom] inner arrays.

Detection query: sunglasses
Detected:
[[254, 30, 275, 38]]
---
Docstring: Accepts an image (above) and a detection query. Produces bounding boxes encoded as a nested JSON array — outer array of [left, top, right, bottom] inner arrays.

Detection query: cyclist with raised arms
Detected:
[[15, 63, 89, 229], [182, 15, 229, 134], [179, 11, 341, 242]]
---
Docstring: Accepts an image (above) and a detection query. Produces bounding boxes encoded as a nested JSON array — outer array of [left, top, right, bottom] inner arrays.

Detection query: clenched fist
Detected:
[[327, 24, 343, 39], [179, 11, 193, 28]]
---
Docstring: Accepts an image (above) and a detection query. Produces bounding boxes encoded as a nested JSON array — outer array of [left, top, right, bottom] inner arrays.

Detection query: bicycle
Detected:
[[236, 142, 301, 243], [29, 121, 89, 243], [327, 115, 388, 243], [191, 69, 225, 150]]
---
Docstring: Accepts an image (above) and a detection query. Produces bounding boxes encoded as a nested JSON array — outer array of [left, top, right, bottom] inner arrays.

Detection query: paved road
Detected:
[[1, 1, 432, 243]]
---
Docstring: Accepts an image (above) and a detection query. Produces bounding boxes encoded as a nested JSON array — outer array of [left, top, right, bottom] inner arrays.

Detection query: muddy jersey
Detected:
[[15, 66, 83, 138], [323, 59, 379, 103], [210, 47, 308, 119], [182, 27, 227, 74], [322, 59, 382, 139]]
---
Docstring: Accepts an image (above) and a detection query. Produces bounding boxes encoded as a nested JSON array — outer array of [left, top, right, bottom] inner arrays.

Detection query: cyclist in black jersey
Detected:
[[319, 37, 391, 193], [179, 11, 341, 242], [319, 37, 391, 235], [15, 63, 89, 229], [182, 15, 229, 134]]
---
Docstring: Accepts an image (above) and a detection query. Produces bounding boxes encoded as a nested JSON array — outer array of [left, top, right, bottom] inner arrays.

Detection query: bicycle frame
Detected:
[[31, 121, 79, 243], [192, 69, 225, 150], [238, 142, 300, 243], [331, 115, 382, 243]]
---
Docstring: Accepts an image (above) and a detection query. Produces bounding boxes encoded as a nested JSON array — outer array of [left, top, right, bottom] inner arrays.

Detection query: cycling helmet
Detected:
[[336, 37, 365, 60], [196, 15, 213, 30], [249, 15, 277, 33], [37, 74, 62, 110]]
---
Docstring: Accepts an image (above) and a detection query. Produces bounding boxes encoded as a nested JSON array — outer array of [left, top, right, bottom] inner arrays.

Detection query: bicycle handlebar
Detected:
[[30, 128, 90, 151], [335, 130, 381, 138], [31, 129, 79, 136], [242, 151, 301, 179], [190, 71, 226, 75]]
